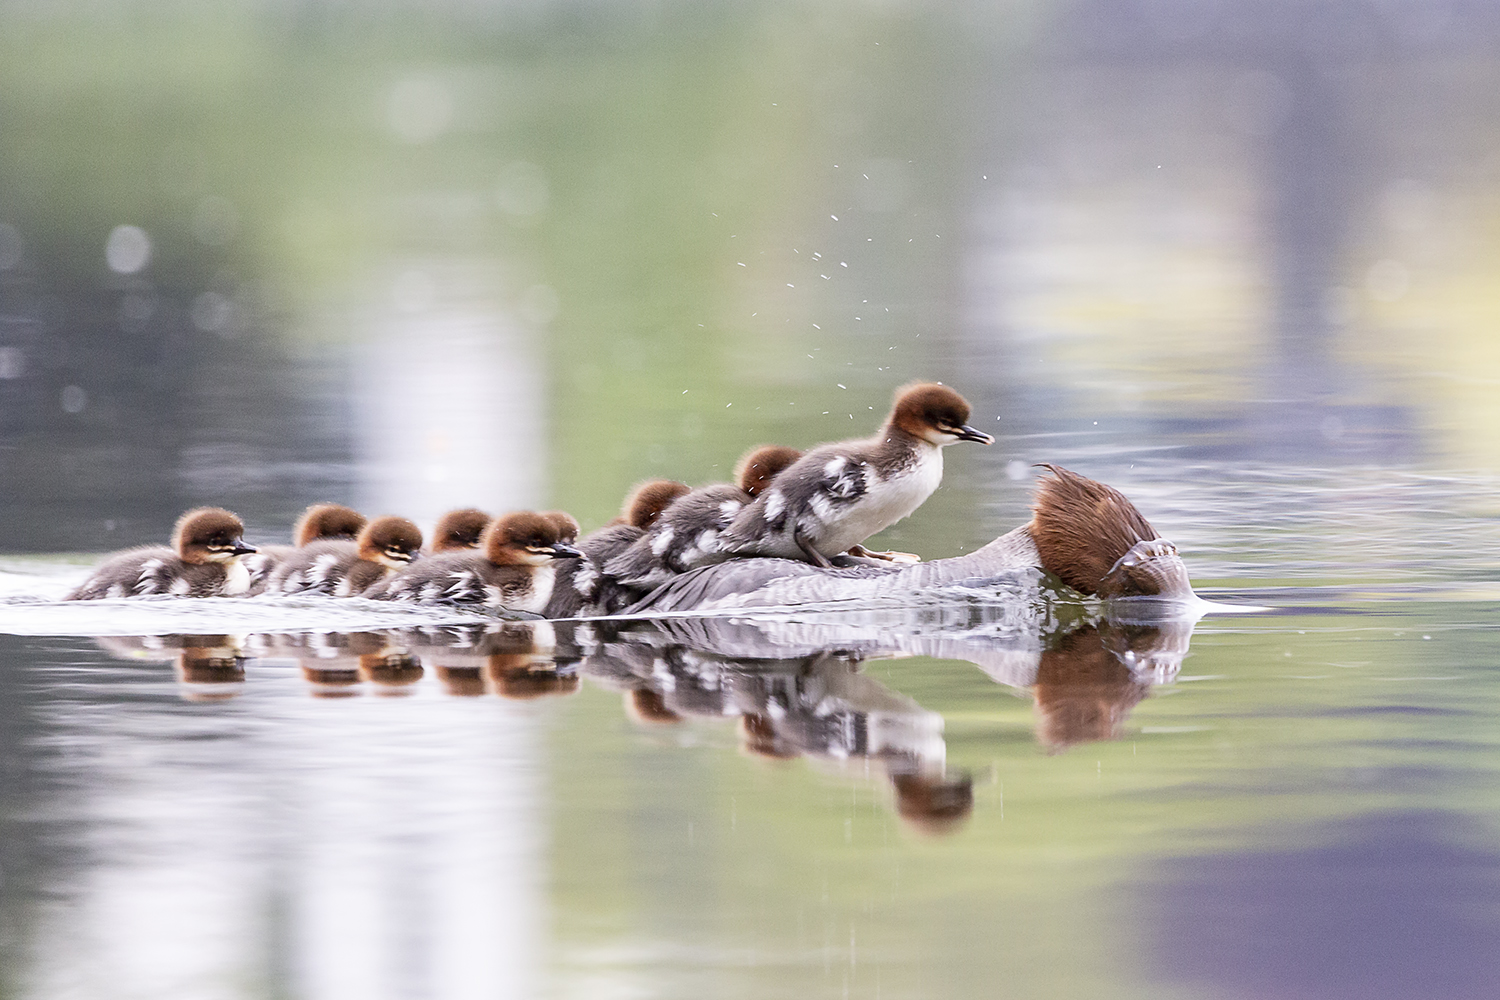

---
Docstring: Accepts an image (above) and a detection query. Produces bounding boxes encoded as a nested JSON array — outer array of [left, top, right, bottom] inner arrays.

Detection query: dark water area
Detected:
[[4, 0, 1500, 997]]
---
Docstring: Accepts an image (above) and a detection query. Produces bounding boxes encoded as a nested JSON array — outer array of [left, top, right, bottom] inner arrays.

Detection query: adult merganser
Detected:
[[365, 510, 582, 612], [67, 507, 258, 600], [429, 508, 492, 553], [718, 382, 993, 567], [263, 515, 423, 597], [245, 503, 367, 594], [621, 466, 1192, 614], [602, 443, 805, 590], [546, 479, 691, 618]]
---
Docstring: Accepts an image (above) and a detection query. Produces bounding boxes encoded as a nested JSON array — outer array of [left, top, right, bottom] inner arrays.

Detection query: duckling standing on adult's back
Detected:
[[717, 382, 993, 567], [68, 507, 258, 600], [547, 479, 692, 617], [365, 510, 582, 613], [245, 503, 367, 594], [603, 444, 805, 590], [263, 515, 423, 597]]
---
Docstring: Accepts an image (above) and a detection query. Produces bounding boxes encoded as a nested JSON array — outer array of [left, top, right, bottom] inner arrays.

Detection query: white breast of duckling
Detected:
[[802, 444, 944, 556], [222, 559, 251, 596]]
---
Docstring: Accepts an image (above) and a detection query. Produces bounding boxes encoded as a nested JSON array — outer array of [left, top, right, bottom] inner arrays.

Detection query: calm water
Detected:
[[4, 1, 1500, 998]]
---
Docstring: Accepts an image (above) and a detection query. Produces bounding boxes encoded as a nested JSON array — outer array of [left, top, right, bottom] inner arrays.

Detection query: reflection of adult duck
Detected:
[[620, 466, 1193, 614], [1031, 620, 1191, 752], [577, 623, 972, 834]]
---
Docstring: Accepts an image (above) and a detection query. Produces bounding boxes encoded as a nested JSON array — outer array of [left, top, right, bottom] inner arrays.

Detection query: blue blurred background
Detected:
[[5, 0, 1498, 556], [5, 4, 1500, 999]]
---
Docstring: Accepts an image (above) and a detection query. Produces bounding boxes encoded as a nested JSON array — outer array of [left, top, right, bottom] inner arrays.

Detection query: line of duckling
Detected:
[[66, 382, 995, 614]]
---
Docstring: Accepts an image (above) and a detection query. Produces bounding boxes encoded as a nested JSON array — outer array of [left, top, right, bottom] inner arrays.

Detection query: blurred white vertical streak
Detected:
[[354, 260, 547, 525], [285, 691, 544, 1000], [20, 668, 547, 1000]]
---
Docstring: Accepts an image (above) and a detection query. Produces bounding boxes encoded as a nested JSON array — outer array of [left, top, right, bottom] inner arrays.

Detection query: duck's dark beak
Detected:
[[955, 425, 995, 445], [231, 540, 258, 556], [550, 542, 584, 559]]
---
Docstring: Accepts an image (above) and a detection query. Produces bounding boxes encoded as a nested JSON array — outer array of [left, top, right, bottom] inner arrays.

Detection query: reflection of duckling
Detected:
[[265, 516, 423, 596], [485, 654, 579, 700], [429, 508, 492, 553], [175, 644, 248, 702], [359, 652, 424, 694], [246, 503, 367, 593], [889, 772, 974, 837], [624, 688, 684, 725], [366, 511, 581, 611], [69, 508, 258, 599], [90, 634, 249, 700], [720, 383, 993, 567], [402, 621, 557, 697]]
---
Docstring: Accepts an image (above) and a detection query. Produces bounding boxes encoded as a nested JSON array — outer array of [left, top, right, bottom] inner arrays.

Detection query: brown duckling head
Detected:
[[293, 503, 367, 547], [356, 516, 425, 569], [483, 511, 586, 566], [888, 382, 994, 446], [173, 508, 256, 565], [621, 479, 692, 529], [733, 444, 803, 498], [430, 508, 492, 553]]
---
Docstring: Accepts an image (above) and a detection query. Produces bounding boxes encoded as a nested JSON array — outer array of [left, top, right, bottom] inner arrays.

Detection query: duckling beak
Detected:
[[550, 542, 584, 560], [955, 425, 995, 445], [231, 540, 258, 556]]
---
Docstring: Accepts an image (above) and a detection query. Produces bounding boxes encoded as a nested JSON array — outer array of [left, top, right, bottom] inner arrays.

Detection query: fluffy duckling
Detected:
[[733, 444, 804, 498], [263, 515, 423, 596], [365, 510, 582, 612], [68, 507, 258, 600], [719, 382, 992, 567], [245, 502, 367, 594], [546, 479, 691, 618], [603, 444, 805, 590], [429, 508, 492, 553]]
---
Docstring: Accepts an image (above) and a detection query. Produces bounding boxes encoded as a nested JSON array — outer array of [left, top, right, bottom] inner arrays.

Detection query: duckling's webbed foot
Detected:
[[794, 529, 834, 568], [847, 544, 921, 564]]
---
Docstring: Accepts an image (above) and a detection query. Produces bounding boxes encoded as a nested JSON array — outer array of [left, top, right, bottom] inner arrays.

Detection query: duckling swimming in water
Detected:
[[245, 503, 367, 594], [263, 515, 423, 597], [68, 507, 258, 600], [365, 510, 582, 612]]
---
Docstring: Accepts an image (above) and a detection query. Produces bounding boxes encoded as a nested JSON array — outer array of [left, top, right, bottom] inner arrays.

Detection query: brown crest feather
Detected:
[[1028, 465, 1160, 596], [293, 504, 366, 547], [622, 480, 691, 529]]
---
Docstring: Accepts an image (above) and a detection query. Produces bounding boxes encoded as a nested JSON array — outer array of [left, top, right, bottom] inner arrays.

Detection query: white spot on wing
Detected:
[[650, 527, 676, 556], [764, 489, 785, 523]]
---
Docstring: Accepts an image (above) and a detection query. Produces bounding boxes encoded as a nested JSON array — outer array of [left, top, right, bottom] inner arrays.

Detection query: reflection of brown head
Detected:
[[484, 655, 579, 700], [175, 649, 246, 701], [302, 664, 362, 698], [1032, 626, 1150, 751], [358, 653, 424, 692], [738, 713, 799, 760], [890, 772, 974, 836], [433, 665, 486, 697], [624, 688, 683, 725]]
